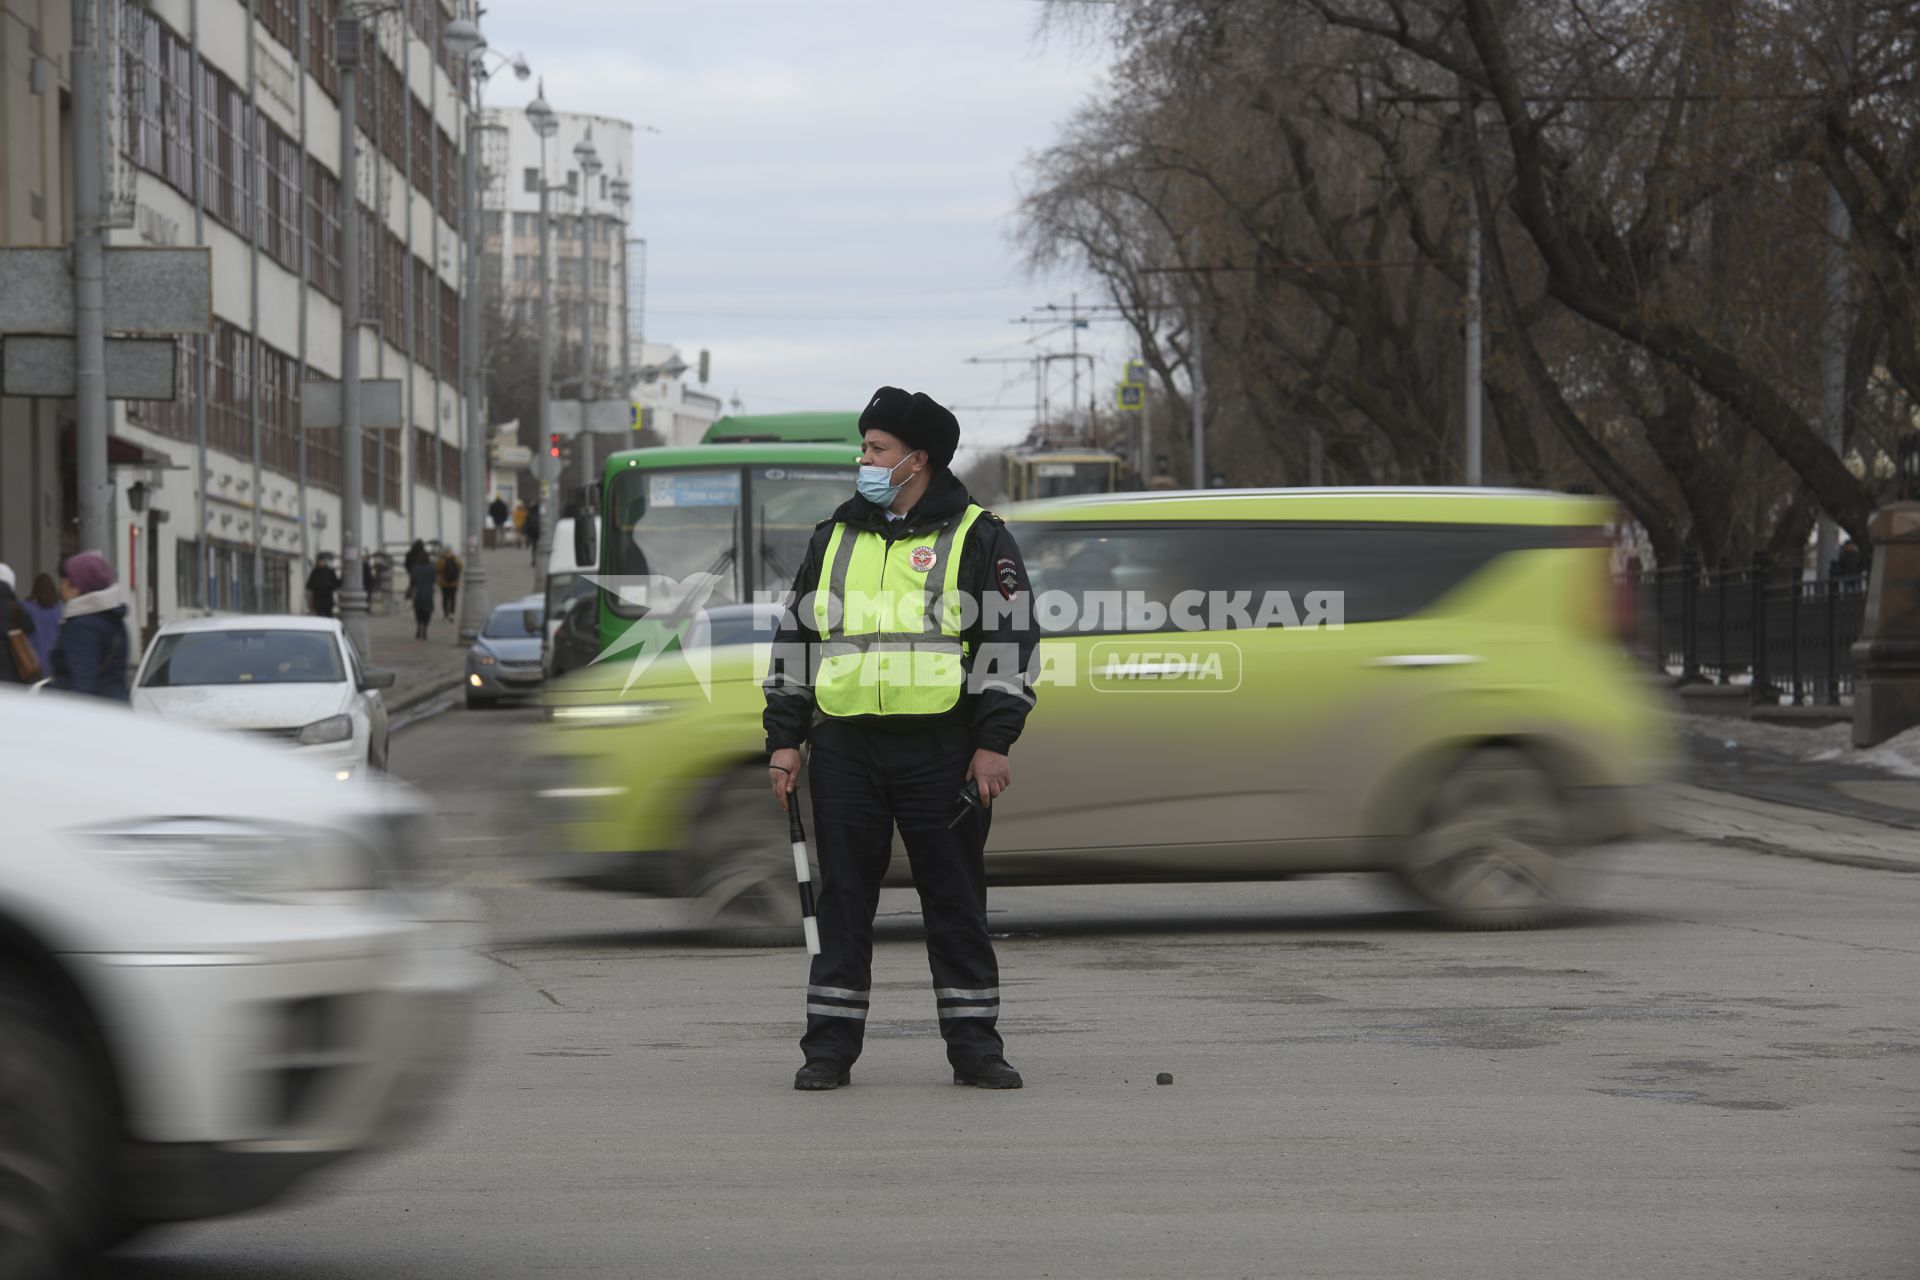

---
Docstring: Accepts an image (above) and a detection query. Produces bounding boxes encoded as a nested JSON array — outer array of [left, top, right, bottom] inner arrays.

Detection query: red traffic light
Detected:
[[548, 433, 561, 458]]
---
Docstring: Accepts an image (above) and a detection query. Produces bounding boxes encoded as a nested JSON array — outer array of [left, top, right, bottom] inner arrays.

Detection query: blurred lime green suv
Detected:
[[531, 488, 1667, 932]]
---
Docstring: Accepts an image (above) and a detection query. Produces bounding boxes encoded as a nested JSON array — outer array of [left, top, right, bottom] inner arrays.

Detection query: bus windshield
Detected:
[[752, 465, 853, 594], [608, 467, 744, 612], [606, 463, 853, 613]]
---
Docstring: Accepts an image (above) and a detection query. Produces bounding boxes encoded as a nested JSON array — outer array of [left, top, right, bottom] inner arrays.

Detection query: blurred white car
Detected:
[[130, 616, 394, 781], [0, 689, 483, 1274]]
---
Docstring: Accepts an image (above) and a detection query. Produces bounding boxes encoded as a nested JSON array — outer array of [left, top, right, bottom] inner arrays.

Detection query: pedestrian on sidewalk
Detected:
[[22, 573, 62, 677], [407, 552, 437, 640], [0, 564, 39, 685], [50, 551, 131, 702], [437, 548, 462, 621], [513, 501, 527, 545], [489, 495, 510, 549], [524, 502, 542, 566], [306, 552, 341, 617]]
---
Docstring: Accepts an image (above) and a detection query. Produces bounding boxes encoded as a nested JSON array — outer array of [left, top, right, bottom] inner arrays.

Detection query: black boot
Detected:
[[952, 1055, 1022, 1089], [794, 1059, 851, 1091]]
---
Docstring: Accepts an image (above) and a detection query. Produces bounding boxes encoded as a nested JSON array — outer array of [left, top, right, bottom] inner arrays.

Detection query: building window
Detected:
[[439, 279, 461, 383], [261, 0, 297, 57], [263, 555, 292, 615], [565, 170, 578, 196], [438, 438, 461, 498], [307, 0, 338, 99], [306, 158, 343, 300], [481, 211, 503, 238], [175, 538, 203, 610], [524, 167, 539, 193], [513, 255, 532, 281], [261, 122, 302, 271], [412, 99, 434, 194]]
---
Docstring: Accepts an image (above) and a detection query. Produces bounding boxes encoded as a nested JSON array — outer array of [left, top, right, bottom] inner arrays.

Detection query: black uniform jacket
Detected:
[[763, 469, 1039, 755]]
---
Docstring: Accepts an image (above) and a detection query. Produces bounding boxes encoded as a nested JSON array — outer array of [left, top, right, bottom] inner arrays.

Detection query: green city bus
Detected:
[[700, 412, 862, 446], [571, 443, 860, 658]]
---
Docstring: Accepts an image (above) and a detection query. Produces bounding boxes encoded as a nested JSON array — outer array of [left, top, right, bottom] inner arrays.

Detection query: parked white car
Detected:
[[130, 616, 393, 781], [0, 688, 483, 1275]]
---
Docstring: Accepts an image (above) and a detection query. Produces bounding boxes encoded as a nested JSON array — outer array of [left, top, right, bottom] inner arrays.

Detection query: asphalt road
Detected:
[[106, 705, 1920, 1279]]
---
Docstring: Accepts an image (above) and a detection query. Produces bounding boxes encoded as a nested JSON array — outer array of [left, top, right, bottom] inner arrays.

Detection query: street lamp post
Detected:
[[572, 126, 602, 493], [527, 84, 560, 588], [336, 13, 370, 657], [442, 15, 529, 642]]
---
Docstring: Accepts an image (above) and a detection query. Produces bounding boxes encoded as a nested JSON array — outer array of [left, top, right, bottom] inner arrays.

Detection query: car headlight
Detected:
[[75, 818, 375, 901], [298, 714, 354, 746], [545, 700, 676, 726]]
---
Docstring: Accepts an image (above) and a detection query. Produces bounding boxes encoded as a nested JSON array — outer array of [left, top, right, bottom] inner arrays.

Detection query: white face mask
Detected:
[[856, 455, 915, 506]]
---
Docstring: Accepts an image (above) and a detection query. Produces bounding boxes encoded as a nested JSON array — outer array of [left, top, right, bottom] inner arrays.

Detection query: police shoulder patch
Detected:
[[995, 556, 1023, 600]]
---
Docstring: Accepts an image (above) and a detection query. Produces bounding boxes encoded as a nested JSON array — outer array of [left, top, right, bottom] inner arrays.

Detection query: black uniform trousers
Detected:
[[801, 718, 1003, 1069]]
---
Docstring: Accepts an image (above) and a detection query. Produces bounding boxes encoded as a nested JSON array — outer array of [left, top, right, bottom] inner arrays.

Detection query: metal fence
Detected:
[[1623, 560, 1870, 706]]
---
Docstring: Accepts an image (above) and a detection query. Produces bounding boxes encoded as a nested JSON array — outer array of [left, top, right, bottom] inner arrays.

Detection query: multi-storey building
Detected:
[[479, 105, 636, 480], [0, 0, 477, 643]]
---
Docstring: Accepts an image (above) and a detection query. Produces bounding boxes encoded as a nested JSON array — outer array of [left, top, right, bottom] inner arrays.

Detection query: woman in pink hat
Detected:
[[50, 550, 131, 702]]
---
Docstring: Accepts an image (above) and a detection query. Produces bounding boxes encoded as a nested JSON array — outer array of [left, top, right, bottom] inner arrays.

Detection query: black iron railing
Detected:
[[1623, 557, 1869, 706]]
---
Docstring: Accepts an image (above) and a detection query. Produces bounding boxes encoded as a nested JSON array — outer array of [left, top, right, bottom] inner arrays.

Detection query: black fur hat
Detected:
[[858, 386, 960, 470]]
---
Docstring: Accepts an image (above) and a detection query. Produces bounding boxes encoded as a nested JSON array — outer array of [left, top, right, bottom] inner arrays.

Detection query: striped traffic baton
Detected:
[[788, 801, 822, 956]]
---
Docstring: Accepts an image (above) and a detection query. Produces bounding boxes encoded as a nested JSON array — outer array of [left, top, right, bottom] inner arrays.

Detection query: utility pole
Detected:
[[1816, 0, 1854, 584], [70, 0, 110, 557], [1189, 314, 1207, 486], [572, 126, 602, 494], [1464, 197, 1484, 486], [336, 14, 370, 657], [1069, 290, 1080, 437], [1187, 227, 1207, 485], [457, 73, 490, 642], [529, 84, 559, 586], [1463, 101, 1484, 487]]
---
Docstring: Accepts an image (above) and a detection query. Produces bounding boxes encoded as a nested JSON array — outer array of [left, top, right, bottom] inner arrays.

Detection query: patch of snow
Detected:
[[1679, 712, 1920, 779]]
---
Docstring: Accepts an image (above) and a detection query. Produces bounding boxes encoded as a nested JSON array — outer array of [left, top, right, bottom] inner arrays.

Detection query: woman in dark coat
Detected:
[[50, 551, 131, 701], [407, 551, 437, 639]]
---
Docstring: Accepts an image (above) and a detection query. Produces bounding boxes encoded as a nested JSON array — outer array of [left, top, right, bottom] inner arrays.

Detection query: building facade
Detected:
[[479, 105, 638, 480], [631, 341, 722, 448], [0, 0, 477, 644]]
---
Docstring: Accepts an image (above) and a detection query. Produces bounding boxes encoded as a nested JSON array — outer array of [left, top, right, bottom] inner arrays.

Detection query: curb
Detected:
[[388, 674, 468, 717]]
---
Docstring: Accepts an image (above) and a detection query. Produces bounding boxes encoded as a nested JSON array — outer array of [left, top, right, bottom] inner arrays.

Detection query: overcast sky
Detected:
[[480, 0, 1121, 459]]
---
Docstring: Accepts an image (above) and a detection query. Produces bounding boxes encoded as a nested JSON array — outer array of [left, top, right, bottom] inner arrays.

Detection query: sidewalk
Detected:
[[1652, 783, 1920, 873], [360, 543, 539, 714]]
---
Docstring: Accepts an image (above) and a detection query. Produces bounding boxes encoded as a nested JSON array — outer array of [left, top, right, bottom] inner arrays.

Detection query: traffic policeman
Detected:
[[765, 387, 1040, 1091]]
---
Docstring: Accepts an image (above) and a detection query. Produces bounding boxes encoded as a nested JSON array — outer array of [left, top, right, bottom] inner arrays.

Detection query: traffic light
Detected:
[[697, 348, 710, 384], [548, 433, 561, 459]]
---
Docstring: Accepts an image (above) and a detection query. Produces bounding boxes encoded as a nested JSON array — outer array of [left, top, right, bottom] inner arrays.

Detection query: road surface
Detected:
[[107, 705, 1920, 1279]]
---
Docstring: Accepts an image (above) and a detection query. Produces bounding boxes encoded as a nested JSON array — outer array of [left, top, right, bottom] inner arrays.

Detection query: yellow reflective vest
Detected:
[[810, 504, 988, 717]]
